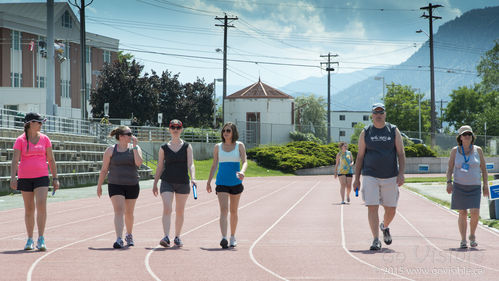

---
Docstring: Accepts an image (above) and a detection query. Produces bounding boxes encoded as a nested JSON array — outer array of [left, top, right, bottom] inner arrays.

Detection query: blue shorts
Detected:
[[17, 176, 50, 192]]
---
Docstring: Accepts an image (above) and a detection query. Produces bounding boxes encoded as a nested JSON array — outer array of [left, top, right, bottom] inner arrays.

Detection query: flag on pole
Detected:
[[29, 41, 35, 51]]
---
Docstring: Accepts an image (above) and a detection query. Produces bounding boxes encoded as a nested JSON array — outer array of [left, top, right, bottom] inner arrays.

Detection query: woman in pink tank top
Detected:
[[10, 112, 59, 251]]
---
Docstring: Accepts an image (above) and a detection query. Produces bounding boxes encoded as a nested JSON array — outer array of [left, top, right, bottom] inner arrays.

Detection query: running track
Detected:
[[1, 176, 498, 281]]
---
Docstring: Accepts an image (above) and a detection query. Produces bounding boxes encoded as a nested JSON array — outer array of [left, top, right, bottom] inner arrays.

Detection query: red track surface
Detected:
[[1, 175, 498, 281]]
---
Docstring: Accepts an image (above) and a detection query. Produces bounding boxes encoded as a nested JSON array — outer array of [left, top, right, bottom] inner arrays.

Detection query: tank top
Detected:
[[108, 145, 139, 185], [362, 123, 399, 178], [453, 145, 481, 185], [337, 151, 354, 174], [160, 142, 189, 184], [215, 141, 242, 186]]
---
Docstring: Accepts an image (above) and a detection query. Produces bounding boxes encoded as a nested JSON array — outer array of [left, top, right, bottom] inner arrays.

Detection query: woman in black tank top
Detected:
[[97, 125, 143, 249], [152, 119, 197, 247]]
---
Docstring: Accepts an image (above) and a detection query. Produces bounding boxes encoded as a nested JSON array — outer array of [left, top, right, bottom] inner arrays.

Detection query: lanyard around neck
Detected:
[[460, 145, 472, 163]]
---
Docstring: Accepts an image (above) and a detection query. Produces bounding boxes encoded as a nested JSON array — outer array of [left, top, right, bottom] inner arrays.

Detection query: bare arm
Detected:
[[97, 147, 113, 197], [334, 153, 340, 178], [10, 149, 21, 190], [206, 144, 219, 193], [477, 146, 489, 197], [394, 128, 406, 186], [131, 136, 143, 167], [353, 130, 366, 191], [152, 147, 165, 197], [46, 146, 59, 191], [187, 144, 197, 186], [237, 142, 248, 180], [446, 147, 457, 194]]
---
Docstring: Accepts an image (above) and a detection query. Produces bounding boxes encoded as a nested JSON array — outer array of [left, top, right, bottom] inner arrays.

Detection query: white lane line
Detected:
[[341, 205, 414, 281], [145, 180, 297, 281], [397, 210, 499, 272], [402, 187, 499, 236], [249, 181, 320, 281]]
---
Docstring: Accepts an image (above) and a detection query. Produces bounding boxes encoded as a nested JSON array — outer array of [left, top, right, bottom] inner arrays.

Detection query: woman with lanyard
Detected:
[[446, 125, 489, 249], [206, 122, 248, 248], [334, 142, 355, 204], [152, 119, 196, 248], [10, 112, 59, 251], [97, 125, 143, 249]]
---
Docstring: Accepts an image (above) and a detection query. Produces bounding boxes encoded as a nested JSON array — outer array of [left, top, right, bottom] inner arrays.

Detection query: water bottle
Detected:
[[192, 183, 198, 200]]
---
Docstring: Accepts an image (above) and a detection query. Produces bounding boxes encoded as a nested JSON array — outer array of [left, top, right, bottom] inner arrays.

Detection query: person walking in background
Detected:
[[334, 142, 355, 204], [97, 126, 143, 249], [206, 122, 248, 248], [10, 112, 59, 251], [353, 103, 405, 251], [152, 119, 196, 248], [446, 125, 489, 249]]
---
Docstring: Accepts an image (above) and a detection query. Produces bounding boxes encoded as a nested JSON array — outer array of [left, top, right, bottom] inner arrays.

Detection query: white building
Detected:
[[225, 79, 294, 145], [331, 110, 371, 143]]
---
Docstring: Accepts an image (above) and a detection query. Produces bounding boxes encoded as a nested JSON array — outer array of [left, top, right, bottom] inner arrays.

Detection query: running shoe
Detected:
[[341, 201, 346, 204], [174, 237, 183, 247], [469, 235, 478, 248], [370, 238, 382, 251], [113, 237, 124, 249], [159, 236, 170, 248], [36, 236, 46, 251], [380, 222, 392, 245], [460, 240, 467, 249], [229, 236, 237, 247], [24, 238, 34, 250], [347, 197, 350, 203], [220, 238, 229, 249], [125, 233, 134, 247]]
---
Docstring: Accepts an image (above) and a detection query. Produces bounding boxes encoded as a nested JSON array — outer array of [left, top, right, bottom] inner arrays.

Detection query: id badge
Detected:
[[460, 163, 469, 172]]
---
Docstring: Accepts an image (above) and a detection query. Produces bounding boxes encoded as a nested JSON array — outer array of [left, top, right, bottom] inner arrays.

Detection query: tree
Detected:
[[383, 83, 430, 132], [294, 95, 327, 142], [181, 78, 215, 127], [350, 122, 365, 144], [443, 85, 483, 130], [476, 40, 499, 92], [156, 70, 183, 126]]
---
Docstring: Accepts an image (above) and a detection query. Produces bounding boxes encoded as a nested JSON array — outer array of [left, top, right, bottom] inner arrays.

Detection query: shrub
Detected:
[[289, 131, 323, 144]]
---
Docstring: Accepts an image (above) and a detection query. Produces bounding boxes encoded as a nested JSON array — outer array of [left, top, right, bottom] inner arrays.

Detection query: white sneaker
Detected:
[[230, 236, 237, 247]]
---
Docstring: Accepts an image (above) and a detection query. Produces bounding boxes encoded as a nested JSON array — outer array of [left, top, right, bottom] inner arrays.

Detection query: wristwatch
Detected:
[[446, 179, 452, 183]]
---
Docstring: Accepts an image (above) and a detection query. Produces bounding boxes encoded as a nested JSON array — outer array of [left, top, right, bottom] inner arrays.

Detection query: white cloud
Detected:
[[232, 0, 258, 12]]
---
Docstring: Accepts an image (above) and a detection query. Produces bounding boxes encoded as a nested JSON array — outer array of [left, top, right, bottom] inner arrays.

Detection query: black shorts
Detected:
[[338, 174, 353, 178], [17, 176, 50, 192], [160, 181, 190, 194], [108, 183, 140, 199], [216, 184, 244, 195]]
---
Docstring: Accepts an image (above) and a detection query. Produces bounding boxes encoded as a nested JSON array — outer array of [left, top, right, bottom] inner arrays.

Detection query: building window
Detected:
[[339, 130, 346, 137], [339, 115, 345, 121], [37, 76, 45, 88], [11, 72, 22, 88], [85, 46, 91, 63], [12, 30, 21, 50], [61, 80, 70, 98], [363, 115, 369, 121], [352, 122, 357, 128], [104, 50, 111, 64], [62, 11, 72, 28], [4, 105, 19, 111]]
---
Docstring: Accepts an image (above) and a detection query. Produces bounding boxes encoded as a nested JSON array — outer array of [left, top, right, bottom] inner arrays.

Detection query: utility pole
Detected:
[[320, 53, 338, 144], [215, 13, 237, 125], [420, 3, 442, 146], [69, 0, 94, 120]]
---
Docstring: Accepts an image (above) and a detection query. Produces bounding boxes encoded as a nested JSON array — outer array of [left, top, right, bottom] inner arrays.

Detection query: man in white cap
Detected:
[[353, 103, 406, 251]]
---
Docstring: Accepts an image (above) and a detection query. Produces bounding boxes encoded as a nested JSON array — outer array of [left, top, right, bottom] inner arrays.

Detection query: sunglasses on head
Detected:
[[170, 126, 182, 130], [222, 129, 232, 133], [461, 132, 473, 136], [122, 132, 133, 136]]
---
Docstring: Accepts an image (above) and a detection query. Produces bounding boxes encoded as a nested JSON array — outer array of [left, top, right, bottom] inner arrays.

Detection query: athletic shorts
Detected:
[[17, 176, 50, 192], [160, 181, 190, 194], [216, 184, 244, 195], [108, 183, 140, 199], [361, 176, 399, 207], [338, 174, 353, 177]]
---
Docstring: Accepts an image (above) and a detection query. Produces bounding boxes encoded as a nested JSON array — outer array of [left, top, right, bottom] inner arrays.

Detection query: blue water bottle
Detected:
[[355, 188, 359, 197], [192, 183, 198, 200]]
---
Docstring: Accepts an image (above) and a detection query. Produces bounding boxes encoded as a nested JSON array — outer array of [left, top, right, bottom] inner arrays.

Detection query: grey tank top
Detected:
[[453, 145, 481, 185], [108, 145, 139, 185], [362, 123, 399, 178]]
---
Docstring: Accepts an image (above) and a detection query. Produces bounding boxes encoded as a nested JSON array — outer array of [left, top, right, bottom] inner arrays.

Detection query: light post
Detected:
[[374, 76, 385, 100], [213, 78, 223, 128]]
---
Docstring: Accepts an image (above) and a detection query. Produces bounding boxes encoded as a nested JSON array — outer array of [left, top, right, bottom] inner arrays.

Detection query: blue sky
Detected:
[[12, 0, 499, 95]]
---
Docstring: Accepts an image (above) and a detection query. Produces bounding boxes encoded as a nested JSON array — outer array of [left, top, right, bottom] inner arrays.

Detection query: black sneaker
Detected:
[[174, 236, 183, 247], [125, 233, 134, 247], [370, 238, 382, 251], [113, 238, 124, 249], [380, 222, 392, 245], [220, 238, 228, 249], [159, 236, 170, 248]]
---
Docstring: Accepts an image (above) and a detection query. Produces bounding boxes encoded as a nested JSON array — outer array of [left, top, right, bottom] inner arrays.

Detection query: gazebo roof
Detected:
[[226, 79, 293, 99]]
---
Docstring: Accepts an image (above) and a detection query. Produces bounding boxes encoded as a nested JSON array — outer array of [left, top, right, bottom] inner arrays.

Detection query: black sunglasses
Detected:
[[122, 132, 133, 136], [170, 126, 182, 130], [461, 132, 473, 136], [222, 129, 232, 133]]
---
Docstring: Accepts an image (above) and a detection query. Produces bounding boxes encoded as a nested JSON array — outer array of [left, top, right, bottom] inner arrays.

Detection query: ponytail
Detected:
[[24, 122, 30, 151], [109, 125, 129, 140]]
